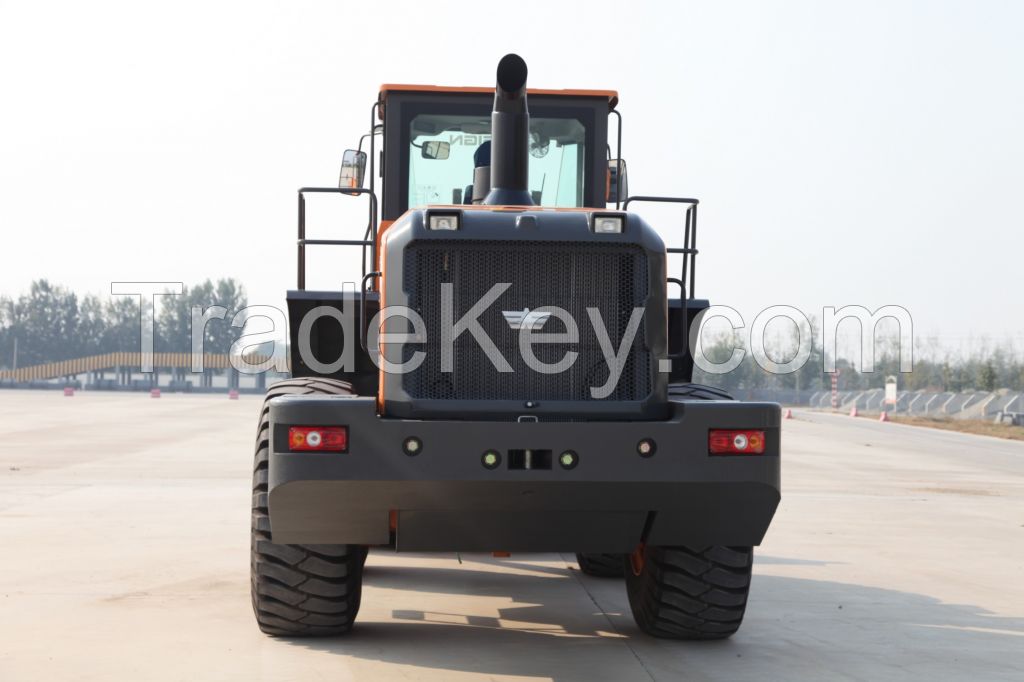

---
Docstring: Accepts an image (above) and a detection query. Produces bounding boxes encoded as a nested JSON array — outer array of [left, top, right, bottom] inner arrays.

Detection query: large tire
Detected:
[[575, 553, 624, 577], [625, 545, 753, 639], [668, 383, 734, 401], [627, 383, 750, 639], [251, 377, 366, 637]]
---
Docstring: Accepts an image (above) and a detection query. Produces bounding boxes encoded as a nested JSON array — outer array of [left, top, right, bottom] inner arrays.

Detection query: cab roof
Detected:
[[378, 84, 618, 110]]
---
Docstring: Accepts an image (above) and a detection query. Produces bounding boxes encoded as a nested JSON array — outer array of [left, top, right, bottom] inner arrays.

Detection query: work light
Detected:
[[429, 214, 459, 230], [593, 215, 624, 234]]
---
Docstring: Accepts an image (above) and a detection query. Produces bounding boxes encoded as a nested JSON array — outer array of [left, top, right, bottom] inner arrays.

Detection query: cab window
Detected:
[[408, 113, 586, 207]]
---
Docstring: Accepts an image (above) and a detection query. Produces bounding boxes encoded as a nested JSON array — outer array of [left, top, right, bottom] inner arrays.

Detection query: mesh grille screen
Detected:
[[401, 240, 651, 402]]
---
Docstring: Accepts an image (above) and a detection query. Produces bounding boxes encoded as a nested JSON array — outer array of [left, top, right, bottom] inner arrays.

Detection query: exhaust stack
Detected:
[[483, 54, 534, 206]]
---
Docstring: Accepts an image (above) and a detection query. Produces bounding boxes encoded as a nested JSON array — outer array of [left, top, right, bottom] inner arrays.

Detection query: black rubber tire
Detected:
[[668, 383, 734, 401], [627, 383, 750, 639], [575, 553, 625, 577], [625, 545, 753, 639], [251, 377, 366, 637]]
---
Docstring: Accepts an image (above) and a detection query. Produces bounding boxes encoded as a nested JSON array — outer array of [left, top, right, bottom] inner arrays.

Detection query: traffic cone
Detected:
[[849, 406, 858, 417], [228, 389, 239, 400], [150, 388, 161, 398], [879, 411, 889, 422], [784, 408, 793, 420]]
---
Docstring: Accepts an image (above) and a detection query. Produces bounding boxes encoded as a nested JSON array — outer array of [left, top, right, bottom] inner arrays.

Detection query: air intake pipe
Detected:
[[483, 54, 534, 206]]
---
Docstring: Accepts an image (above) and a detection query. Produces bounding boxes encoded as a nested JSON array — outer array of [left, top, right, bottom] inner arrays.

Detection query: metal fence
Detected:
[[804, 388, 1024, 421], [719, 387, 1023, 423], [0, 352, 287, 394]]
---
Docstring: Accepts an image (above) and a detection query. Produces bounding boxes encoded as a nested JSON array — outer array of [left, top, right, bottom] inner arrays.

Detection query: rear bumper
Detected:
[[267, 397, 781, 552]]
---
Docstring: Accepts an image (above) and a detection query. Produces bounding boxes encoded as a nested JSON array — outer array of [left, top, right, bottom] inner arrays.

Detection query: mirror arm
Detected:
[[357, 124, 383, 154]]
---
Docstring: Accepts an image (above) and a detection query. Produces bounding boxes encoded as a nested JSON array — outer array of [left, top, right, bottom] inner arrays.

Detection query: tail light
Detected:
[[288, 426, 348, 452], [709, 429, 765, 455]]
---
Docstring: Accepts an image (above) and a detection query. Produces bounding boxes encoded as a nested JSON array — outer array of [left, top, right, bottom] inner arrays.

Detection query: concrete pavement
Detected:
[[1, 391, 1022, 681]]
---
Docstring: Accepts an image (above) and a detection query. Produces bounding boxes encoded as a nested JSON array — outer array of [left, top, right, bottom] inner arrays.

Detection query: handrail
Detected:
[[359, 271, 382, 352], [623, 195, 699, 299], [297, 187, 379, 290], [609, 109, 623, 209], [301, 239, 374, 247], [367, 100, 381, 274]]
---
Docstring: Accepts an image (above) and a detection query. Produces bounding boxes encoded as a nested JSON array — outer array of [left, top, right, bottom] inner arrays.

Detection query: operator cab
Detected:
[[375, 85, 622, 221]]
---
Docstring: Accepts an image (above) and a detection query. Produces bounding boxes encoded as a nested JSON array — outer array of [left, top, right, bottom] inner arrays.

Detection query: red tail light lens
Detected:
[[709, 429, 766, 455], [288, 426, 348, 452]]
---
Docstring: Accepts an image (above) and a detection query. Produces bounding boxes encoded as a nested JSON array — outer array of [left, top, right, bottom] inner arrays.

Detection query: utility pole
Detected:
[[12, 335, 16, 371]]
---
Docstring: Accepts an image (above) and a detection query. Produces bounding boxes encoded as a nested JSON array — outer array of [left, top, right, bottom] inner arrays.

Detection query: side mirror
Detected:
[[339, 149, 367, 189], [607, 159, 628, 204], [421, 141, 451, 160]]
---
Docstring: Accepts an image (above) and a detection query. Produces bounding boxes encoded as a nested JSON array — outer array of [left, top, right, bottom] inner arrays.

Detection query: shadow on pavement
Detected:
[[284, 559, 1024, 681]]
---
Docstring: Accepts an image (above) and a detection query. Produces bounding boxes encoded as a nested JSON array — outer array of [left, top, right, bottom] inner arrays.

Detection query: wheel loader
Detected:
[[251, 54, 780, 639]]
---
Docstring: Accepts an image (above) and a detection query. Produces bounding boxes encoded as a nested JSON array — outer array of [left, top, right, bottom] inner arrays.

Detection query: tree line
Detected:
[[3, 281, 1022, 393], [695, 323, 1024, 393], [0, 279, 247, 370]]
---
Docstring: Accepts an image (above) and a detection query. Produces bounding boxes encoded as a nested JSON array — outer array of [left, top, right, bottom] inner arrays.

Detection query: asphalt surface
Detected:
[[1, 391, 1022, 681]]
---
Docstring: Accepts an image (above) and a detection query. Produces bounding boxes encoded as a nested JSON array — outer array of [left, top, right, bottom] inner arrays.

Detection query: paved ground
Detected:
[[1, 391, 1022, 681]]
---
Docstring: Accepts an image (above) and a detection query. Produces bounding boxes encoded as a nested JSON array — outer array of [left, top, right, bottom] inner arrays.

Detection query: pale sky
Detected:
[[1, 0, 1021, 353]]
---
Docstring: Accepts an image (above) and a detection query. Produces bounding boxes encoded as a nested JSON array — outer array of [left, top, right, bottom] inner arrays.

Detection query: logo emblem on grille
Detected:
[[502, 308, 551, 331]]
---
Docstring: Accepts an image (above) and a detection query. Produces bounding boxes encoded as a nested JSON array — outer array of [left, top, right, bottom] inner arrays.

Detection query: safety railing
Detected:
[[623, 196, 699, 299], [297, 187, 378, 290]]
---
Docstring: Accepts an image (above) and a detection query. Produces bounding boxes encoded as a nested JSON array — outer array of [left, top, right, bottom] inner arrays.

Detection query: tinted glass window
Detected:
[[408, 113, 586, 207]]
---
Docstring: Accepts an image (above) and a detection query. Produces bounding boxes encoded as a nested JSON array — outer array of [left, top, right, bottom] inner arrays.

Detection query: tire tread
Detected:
[[250, 378, 363, 637], [625, 545, 753, 640], [575, 553, 624, 577], [667, 383, 735, 401]]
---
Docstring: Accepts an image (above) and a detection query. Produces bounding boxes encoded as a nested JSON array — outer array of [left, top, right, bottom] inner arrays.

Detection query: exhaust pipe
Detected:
[[483, 54, 534, 206]]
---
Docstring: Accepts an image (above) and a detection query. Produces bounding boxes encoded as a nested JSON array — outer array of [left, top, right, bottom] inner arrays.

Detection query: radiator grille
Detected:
[[401, 240, 651, 402]]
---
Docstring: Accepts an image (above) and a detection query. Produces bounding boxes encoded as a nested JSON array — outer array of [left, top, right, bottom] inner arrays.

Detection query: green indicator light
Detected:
[[482, 451, 500, 468]]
